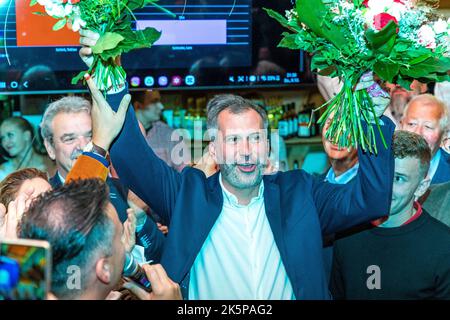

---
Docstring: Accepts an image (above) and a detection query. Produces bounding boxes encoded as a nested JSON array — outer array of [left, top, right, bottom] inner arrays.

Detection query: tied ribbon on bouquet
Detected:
[[30, 0, 175, 91], [265, 0, 450, 153]]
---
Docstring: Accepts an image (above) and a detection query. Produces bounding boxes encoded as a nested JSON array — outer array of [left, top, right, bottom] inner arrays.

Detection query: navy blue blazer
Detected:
[[107, 89, 395, 299], [431, 149, 450, 185], [49, 172, 165, 263]]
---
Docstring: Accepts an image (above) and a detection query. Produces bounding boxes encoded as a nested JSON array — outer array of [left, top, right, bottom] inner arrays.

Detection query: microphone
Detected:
[[122, 252, 152, 291]]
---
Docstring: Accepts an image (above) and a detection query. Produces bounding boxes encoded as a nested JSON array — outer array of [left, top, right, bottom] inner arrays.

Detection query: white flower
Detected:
[[331, 5, 340, 15], [64, 3, 73, 16], [340, 1, 354, 10], [433, 19, 448, 34], [418, 24, 436, 49], [285, 9, 297, 22], [71, 17, 86, 32], [37, 0, 52, 6], [367, 0, 392, 14], [387, 2, 407, 21], [45, 3, 66, 18]]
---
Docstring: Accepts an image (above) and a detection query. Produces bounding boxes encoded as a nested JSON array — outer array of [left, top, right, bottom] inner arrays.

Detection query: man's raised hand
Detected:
[[85, 74, 131, 151]]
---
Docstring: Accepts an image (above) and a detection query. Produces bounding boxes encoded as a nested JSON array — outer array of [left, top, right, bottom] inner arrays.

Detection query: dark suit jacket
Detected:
[[423, 181, 450, 227], [431, 150, 450, 185], [107, 89, 395, 299], [49, 172, 165, 263]]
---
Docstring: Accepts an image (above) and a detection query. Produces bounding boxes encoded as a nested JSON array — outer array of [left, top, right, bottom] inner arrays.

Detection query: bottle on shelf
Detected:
[[291, 102, 298, 138], [278, 104, 289, 139], [310, 108, 317, 137], [297, 108, 311, 138], [173, 106, 181, 129], [287, 104, 294, 138], [184, 97, 195, 140], [194, 97, 207, 141]]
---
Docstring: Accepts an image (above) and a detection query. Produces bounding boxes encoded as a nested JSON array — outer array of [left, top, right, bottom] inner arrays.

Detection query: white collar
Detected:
[[428, 149, 442, 181], [219, 173, 264, 207], [325, 163, 359, 185]]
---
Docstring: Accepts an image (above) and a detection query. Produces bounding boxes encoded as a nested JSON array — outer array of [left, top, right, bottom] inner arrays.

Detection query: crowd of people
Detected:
[[0, 30, 449, 300]]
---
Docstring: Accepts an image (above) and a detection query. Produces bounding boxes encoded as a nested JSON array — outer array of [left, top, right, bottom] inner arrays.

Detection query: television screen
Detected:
[[0, 0, 313, 94]]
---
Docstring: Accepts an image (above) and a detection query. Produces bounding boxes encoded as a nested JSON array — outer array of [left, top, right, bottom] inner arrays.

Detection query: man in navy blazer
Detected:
[[432, 149, 450, 184], [82, 68, 395, 299], [400, 94, 450, 185], [40, 95, 165, 263]]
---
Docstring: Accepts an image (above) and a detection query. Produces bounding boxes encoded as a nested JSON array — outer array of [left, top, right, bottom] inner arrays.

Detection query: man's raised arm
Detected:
[[84, 75, 183, 225]]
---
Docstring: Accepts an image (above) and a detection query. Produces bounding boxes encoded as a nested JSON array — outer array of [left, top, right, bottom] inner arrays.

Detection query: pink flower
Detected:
[[362, 0, 369, 7], [373, 13, 398, 31]]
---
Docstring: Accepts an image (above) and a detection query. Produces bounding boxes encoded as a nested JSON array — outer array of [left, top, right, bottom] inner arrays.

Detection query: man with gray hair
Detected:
[[400, 94, 450, 185], [41, 96, 92, 179], [41, 96, 165, 263]]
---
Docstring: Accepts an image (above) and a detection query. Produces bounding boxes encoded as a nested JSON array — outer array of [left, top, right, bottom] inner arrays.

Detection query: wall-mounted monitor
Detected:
[[0, 0, 313, 95]]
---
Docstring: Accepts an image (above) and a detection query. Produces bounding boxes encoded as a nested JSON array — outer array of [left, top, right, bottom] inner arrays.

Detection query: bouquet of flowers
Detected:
[[266, 0, 450, 152], [31, 0, 174, 91]]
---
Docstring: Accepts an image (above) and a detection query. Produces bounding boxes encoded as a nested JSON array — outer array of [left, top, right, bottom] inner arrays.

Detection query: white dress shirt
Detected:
[[325, 163, 359, 185], [428, 149, 442, 182], [188, 174, 295, 300]]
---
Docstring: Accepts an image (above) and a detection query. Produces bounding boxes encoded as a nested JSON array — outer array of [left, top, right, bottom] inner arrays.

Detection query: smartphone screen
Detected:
[[0, 239, 51, 300]]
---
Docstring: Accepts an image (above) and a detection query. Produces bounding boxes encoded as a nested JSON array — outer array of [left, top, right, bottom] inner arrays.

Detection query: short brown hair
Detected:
[[392, 130, 431, 178], [0, 168, 48, 205]]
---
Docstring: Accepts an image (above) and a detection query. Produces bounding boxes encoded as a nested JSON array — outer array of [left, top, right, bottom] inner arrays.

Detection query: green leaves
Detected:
[[127, 0, 176, 18], [92, 32, 125, 54], [97, 27, 161, 61], [126, 0, 148, 11], [296, 0, 348, 50], [72, 70, 88, 86], [52, 19, 67, 31], [118, 27, 161, 53], [30, 0, 38, 6], [409, 53, 432, 65], [373, 61, 399, 83], [279, 33, 300, 50], [400, 56, 450, 79], [263, 0, 450, 153], [264, 8, 291, 29], [365, 21, 397, 54]]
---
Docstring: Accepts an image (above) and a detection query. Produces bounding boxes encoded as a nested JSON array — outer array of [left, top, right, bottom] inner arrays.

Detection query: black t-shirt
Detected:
[[331, 211, 450, 299]]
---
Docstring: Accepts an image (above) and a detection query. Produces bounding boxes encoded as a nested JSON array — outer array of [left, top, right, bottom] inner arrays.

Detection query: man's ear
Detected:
[[209, 141, 218, 163], [44, 139, 56, 160], [95, 258, 112, 285], [414, 176, 431, 201]]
